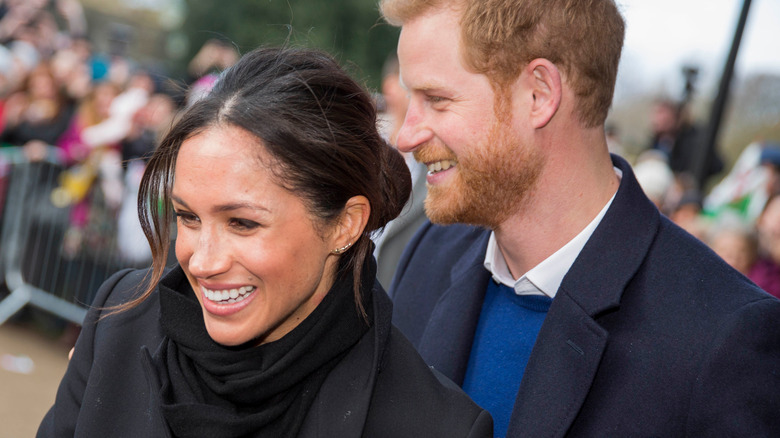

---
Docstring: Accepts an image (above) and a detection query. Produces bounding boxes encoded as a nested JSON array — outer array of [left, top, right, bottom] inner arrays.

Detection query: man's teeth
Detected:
[[203, 286, 256, 304], [427, 160, 457, 174]]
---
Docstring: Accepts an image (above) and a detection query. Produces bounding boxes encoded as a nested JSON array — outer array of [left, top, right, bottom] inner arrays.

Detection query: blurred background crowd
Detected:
[[0, 0, 177, 269]]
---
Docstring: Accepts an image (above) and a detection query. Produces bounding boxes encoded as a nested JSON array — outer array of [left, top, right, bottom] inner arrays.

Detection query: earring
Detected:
[[331, 242, 353, 254]]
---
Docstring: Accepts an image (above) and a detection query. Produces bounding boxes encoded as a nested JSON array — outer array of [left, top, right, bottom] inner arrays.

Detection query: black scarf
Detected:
[[147, 261, 375, 438]]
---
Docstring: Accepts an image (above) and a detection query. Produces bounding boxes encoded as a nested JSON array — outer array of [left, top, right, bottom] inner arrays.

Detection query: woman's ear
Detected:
[[525, 58, 562, 129], [331, 195, 370, 252]]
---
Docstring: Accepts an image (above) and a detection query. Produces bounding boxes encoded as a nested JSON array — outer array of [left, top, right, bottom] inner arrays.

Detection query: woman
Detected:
[[0, 60, 75, 154], [38, 47, 492, 437], [53, 81, 121, 257]]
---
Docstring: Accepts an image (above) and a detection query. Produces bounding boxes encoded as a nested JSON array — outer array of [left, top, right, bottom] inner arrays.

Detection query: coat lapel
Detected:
[[416, 230, 491, 384], [298, 283, 394, 438], [140, 344, 174, 438], [507, 292, 608, 438], [508, 155, 661, 437]]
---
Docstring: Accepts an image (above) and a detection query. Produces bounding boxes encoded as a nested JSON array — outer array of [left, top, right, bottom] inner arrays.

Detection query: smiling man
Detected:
[[381, 0, 780, 436]]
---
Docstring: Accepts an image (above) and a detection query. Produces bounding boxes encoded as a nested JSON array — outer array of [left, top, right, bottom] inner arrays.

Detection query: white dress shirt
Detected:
[[484, 168, 622, 298]]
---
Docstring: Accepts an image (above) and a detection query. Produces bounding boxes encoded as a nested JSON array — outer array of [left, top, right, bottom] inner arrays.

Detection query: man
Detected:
[[380, 0, 780, 436], [648, 98, 723, 189], [374, 53, 428, 288]]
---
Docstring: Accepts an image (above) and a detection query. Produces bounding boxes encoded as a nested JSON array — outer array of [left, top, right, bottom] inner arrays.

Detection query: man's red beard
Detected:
[[414, 120, 544, 229]]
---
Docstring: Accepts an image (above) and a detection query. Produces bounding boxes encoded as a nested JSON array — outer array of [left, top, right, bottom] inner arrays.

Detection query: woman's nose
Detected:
[[184, 231, 231, 279]]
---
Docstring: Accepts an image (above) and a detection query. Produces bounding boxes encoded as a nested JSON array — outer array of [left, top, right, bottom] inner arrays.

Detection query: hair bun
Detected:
[[376, 142, 412, 229]]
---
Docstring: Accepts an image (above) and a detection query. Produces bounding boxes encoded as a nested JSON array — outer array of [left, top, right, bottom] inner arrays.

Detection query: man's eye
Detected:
[[426, 95, 447, 104]]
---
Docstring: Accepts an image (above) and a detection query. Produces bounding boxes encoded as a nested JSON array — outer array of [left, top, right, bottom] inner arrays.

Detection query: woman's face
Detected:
[[710, 230, 755, 275], [172, 125, 339, 346], [93, 83, 117, 119], [29, 69, 57, 100]]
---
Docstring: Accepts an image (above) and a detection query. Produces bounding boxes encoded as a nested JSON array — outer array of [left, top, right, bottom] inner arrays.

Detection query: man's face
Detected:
[[396, 7, 544, 229]]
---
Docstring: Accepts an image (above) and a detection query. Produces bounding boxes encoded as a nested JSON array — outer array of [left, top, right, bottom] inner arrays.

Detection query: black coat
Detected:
[[38, 269, 492, 437], [389, 154, 780, 437]]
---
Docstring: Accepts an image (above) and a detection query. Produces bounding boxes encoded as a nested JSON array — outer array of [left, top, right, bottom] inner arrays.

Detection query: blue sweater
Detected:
[[462, 279, 552, 437]]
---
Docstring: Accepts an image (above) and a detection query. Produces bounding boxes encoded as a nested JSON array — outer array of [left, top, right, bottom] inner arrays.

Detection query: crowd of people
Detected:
[[632, 110, 780, 299], [0, 0, 226, 267]]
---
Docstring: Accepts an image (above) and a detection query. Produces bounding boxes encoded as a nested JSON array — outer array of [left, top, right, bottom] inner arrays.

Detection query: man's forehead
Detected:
[[396, 8, 464, 83], [397, 53, 461, 94]]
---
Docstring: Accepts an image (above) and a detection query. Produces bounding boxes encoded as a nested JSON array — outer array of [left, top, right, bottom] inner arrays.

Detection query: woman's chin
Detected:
[[202, 317, 255, 347]]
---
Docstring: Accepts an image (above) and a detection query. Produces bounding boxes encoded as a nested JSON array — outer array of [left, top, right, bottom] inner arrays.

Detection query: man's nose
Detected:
[[396, 98, 433, 154]]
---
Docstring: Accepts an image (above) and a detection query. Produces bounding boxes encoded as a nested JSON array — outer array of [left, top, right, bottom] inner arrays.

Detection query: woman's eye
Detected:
[[174, 211, 199, 225], [230, 218, 260, 231]]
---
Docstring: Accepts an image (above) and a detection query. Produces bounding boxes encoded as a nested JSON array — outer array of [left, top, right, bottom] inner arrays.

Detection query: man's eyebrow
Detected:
[[170, 194, 271, 213], [411, 83, 448, 93], [399, 74, 446, 94]]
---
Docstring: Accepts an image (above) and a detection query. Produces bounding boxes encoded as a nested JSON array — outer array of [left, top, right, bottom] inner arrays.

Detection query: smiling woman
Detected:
[[37, 47, 493, 438], [171, 125, 345, 348]]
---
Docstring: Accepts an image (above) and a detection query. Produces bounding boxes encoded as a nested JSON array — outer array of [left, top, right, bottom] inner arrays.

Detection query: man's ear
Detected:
[[332, 195, 371, 251], [525, 58, 562, 129]]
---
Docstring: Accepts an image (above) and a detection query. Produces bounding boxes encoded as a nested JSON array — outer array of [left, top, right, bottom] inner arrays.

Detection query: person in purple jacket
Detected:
[[750, 193, 780, 299]]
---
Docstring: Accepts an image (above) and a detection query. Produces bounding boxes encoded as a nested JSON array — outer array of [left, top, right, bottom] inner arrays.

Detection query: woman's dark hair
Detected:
[[130, 47, 411, 316]]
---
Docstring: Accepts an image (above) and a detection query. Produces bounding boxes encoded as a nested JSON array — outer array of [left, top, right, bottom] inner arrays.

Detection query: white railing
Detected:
[[0, 146, 134, 325]]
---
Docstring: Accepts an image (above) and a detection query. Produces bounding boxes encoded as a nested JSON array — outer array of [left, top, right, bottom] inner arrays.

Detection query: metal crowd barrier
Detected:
[[0, 146, 130, 325]]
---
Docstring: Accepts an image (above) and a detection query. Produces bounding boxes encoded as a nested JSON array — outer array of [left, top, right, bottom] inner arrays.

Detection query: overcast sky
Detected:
[[614, 0, 779, 103]]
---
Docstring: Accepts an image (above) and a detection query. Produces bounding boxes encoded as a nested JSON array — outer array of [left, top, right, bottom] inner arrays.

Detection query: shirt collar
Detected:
[[484, 167, 622, 298]]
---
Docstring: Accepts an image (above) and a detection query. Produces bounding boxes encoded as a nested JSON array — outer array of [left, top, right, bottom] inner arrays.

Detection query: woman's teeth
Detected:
[[427, 160, 457, 174], [203, 286, 256, 304]]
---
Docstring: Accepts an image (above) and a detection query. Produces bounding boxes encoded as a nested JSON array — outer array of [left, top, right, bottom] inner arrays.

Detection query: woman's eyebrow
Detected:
[[171, 194, 270, 214], [212, 202, 271, 214]]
